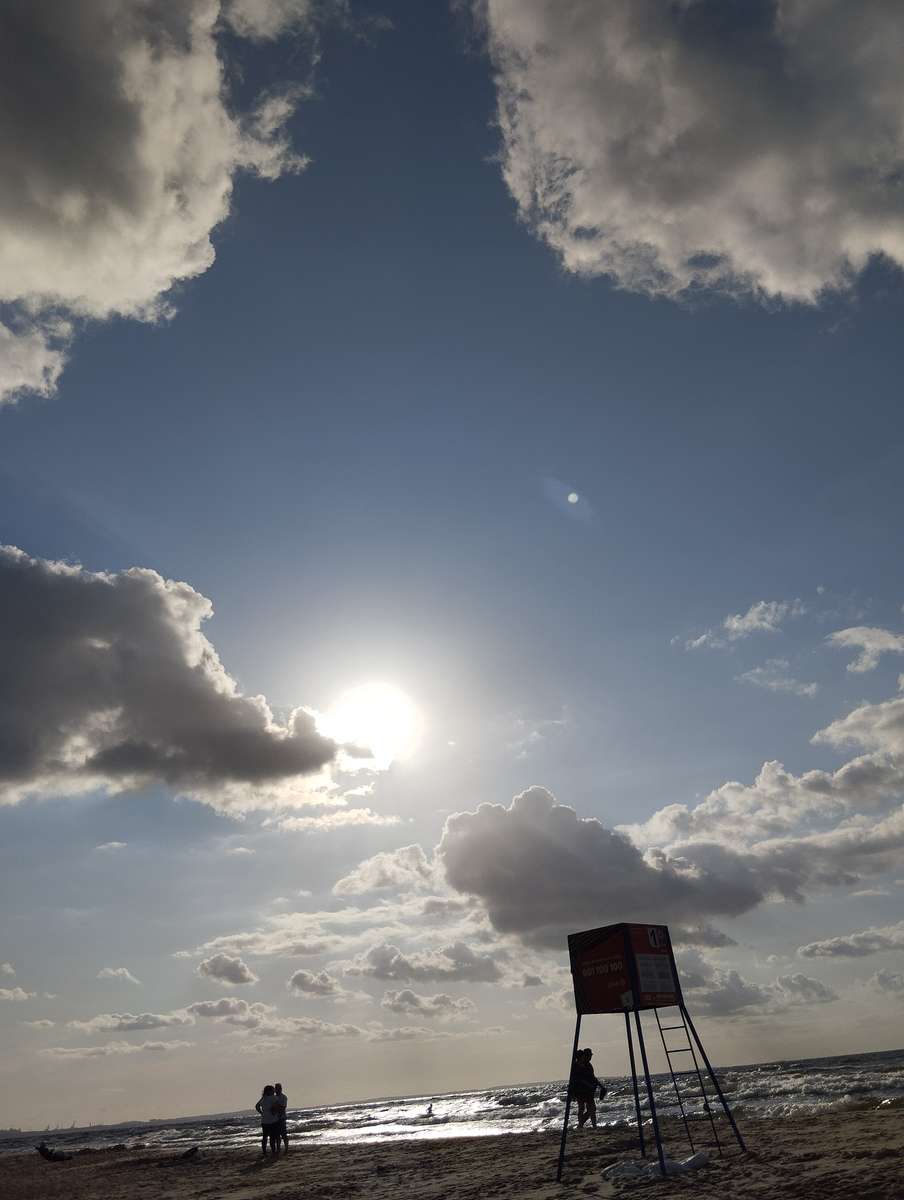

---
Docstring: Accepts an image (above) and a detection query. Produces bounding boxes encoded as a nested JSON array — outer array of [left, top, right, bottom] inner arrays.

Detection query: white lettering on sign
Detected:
[[636, 953, 676, 994], [581, 958, 624, 978]]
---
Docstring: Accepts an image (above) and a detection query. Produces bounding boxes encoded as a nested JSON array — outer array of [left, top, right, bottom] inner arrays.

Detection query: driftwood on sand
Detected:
[[35, 1141, 198, 1167]]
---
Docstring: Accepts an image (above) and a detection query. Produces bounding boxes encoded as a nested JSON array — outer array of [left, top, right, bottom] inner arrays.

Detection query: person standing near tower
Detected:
[[274, 1082, 289, 1153]]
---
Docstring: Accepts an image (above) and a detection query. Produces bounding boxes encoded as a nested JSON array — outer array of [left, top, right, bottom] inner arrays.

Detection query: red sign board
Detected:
[[568, 923, 681, 1013]]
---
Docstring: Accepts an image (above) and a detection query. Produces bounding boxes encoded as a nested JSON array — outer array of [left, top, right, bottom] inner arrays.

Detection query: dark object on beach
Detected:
[[155, 1145, 200, 1167], [35, 1142, 72, 1162]]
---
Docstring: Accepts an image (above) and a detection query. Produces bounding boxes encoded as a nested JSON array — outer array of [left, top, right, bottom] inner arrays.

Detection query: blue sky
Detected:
[[3, 1, 904, 1129]]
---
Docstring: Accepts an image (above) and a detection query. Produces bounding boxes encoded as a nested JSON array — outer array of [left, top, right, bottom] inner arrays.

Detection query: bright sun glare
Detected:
[[317, 682, 422, 768]]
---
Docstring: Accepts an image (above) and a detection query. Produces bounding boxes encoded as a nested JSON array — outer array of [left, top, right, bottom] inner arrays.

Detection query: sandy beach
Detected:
[[2, 1109, 900, 1200]]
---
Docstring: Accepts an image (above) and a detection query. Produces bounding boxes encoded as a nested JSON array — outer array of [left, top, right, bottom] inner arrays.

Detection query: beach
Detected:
[[2, 1108, 901, 1200]]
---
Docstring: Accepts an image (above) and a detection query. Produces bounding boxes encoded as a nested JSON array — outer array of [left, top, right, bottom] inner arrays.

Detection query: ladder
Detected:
[[653, 1005, 724, 1155]]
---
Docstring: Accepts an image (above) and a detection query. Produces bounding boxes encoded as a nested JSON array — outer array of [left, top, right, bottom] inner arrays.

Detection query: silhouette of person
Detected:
[[255, 1084, 280, 1156], [569, 1048, 602, 1129], [274, 1082, 289, 1153]]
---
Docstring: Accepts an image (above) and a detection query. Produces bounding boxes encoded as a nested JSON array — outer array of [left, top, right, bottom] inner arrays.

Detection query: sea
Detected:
[[2, 1047, 902, 1157]]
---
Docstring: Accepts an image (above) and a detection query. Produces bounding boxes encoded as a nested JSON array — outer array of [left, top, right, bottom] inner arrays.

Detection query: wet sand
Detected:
[[1, 1108, 900, 1199]]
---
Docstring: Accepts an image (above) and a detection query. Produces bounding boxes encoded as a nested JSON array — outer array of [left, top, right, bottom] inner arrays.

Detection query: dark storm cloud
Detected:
[[477, 0, 904, 301], [671, 925, 737, 949], [437, 787, 765, 949], [0, 547, 336, 811]]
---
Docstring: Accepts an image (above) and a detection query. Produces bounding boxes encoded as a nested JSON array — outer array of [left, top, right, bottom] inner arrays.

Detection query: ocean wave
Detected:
[[3, 1048, 902, 1156]]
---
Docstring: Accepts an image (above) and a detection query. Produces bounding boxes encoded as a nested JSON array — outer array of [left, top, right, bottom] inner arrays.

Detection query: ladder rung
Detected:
[[660, 1025, 686, 1031], [664, 1047, 694, 1053]]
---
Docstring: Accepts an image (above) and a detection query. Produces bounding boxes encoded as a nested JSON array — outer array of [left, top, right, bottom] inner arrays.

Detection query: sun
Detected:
[[317, 682, 422, 768]]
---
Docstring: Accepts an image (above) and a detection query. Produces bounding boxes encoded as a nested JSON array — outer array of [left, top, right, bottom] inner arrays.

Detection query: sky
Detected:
[[3, 0, 904, 1131]]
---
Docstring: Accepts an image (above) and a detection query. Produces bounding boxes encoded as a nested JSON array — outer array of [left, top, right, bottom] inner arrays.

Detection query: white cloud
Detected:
[[39, 1040, 192, 1060], [253, 1014, 367, 1041], [283, 966, 372, 1006], [0, 320, 68, 405], [380, 990, 476, 1022], [197, 954, 259, 986], [0, 1, 323, 405], [683, 600, 805, 651], [0, 962, 14, 975], [684, 968, 772, 1017], [678, 950, 835, 1016], [798, 921, 904, 959], [186, 998, 275, 1028], [185, 998, 452, 1045], [723, 601, 806, 640], [95, 842, 127, 852], [770, 973, 836, 1006], [535, 987, 573, 1014], [286, 968, 343, 996], [333, 845, 437, 896], [478, 1, 904, 301], [68, 1010, 194, 1033], [440, 745, 904, 949], [224, 0, 316, 41], [868, 969, 904, 996], [507, 712, 567, 760], [828, 627, 904, 673], [97, 967, 142, 985], [366, 1024, 456, 1043], [737, 659, 818, 698], [22, 1019, 55, 1029], [621, 755, 904, 849], [0, 987, 34, 1002], [343, 941, 503, 984], [815, 689, 904, 758], [184, 902, 415, 961], [0, 546, 336, 813], [278, 808, 401, 833], [226, 846, 256, 856]]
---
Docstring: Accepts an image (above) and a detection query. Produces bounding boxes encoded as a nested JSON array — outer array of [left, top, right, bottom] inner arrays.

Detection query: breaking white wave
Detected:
[[2, 1047, 901, 1156]]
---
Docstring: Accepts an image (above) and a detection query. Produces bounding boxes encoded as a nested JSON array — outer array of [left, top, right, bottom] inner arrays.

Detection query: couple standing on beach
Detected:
[[569, 1048, 606, 1129], [255, 1082, 289, 1157]]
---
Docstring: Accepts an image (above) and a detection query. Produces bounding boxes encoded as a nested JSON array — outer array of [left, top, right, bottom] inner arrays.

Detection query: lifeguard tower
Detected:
[[556, 922, 746, 1181]]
